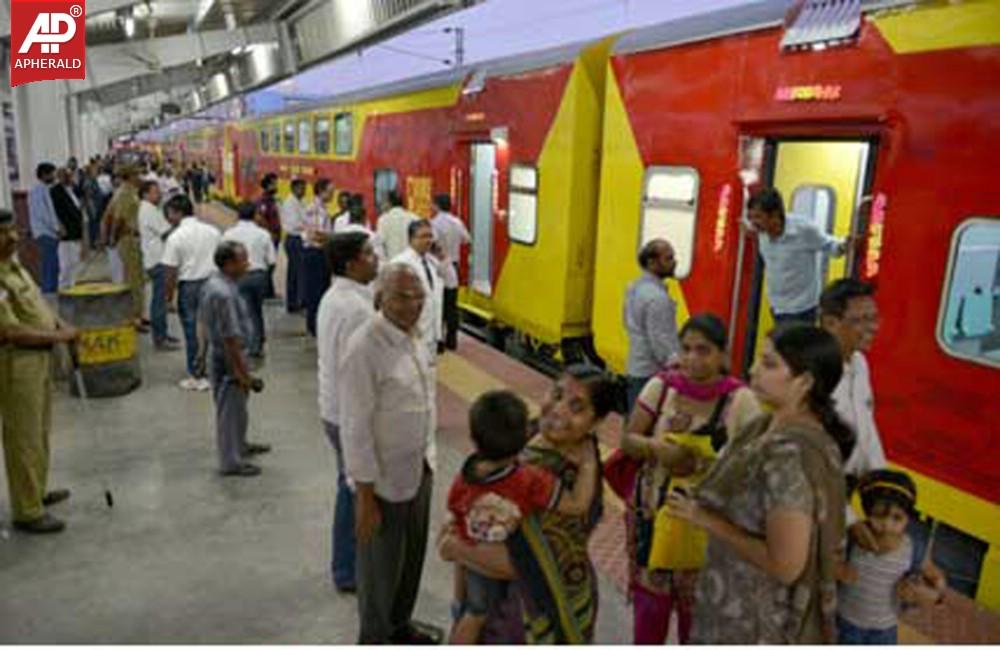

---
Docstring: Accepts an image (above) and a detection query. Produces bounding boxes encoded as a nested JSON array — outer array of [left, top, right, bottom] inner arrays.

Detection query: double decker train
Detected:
[[147, 1, 1000, 610]]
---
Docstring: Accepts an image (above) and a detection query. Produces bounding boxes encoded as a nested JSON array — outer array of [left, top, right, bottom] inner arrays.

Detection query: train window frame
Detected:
[[314, 115, 331, 155], [270, 123, 281, 154], [283, 121, 296, 154], [298, 118, 312, 155], [639, 166, 700, 280], [335, 112, 353, 156], [259, 126, 269, 153], [935, 217, 1000, 370], [508, 163, 538, 246]]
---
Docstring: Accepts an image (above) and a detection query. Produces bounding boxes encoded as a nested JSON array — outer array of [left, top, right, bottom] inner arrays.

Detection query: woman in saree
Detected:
[[666, 325, 855, 644], [619, 314, 761, 644], [438, 364, 617, 643]]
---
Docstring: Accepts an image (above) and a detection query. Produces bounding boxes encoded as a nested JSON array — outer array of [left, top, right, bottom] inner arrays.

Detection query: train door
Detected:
[[469, 142, 496, 296], [741, 138, 877, 370]]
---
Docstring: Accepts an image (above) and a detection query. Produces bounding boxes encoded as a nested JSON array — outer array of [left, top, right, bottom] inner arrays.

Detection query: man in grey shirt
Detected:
[[199, 241, 270, 477], [623, 239, 681, 412]]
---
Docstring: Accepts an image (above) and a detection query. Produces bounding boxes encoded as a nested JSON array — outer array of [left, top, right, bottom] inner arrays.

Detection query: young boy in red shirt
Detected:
[[447, 390, 596, 644]]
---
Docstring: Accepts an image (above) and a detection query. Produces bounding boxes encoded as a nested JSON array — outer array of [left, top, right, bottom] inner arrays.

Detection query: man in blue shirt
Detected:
[[623, 239, 680, 412], [27, 163, 61, 293], [748, 187, 852, 325]]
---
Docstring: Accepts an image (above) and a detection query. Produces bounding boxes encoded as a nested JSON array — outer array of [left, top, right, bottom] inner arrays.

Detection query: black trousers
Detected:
[[443, 285, 460, 350], [356, 468, 432, 644], [284, 234, 304, 312]]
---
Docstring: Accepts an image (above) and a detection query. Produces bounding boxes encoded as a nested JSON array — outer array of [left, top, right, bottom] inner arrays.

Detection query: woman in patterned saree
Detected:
[[666, 325, 855, 644], [438, 365, 617, 643]]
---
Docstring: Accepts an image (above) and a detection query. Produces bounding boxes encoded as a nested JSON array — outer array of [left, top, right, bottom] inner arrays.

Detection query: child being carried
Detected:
[[446, 390, 597, 644]]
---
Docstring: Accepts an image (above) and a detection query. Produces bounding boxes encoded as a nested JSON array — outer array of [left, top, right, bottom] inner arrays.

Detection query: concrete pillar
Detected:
[[12, 81, 73, 189]]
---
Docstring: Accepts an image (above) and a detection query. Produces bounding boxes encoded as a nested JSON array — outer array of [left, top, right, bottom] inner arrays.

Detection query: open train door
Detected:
[[733, 135, 879, 373], [467, 141, 496, 297]]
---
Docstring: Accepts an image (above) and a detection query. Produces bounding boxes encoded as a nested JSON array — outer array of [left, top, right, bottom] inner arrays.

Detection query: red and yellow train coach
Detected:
[[218, 39, 611, 360], [591, 1, 1000, 608]]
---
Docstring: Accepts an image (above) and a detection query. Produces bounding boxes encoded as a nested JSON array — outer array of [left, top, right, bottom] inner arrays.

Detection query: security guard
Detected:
[[0, 209, 79, 533], [108, 165, 147, 330]]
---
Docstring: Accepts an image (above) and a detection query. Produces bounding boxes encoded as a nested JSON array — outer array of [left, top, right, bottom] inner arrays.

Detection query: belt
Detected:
[[14, 343, 54, 351]]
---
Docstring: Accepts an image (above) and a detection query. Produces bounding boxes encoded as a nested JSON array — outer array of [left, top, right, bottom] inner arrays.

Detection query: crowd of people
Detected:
[[1, 166, 952, 645]]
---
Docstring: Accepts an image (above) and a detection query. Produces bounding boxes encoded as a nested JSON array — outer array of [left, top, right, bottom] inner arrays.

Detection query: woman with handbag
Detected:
[[618, 314, 760, 644]]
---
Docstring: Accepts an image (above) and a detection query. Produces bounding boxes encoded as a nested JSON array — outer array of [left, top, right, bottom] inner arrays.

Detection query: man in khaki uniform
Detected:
[[0, 209, 78, 533], [107, 165, 147, 330]]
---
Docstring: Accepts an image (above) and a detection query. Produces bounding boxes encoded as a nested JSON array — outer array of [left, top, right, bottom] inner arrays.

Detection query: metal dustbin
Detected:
[[58, 283, 142, 398]]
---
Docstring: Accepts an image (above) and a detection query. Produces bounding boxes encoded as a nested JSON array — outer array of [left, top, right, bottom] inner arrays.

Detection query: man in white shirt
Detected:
[[748, 187, 853, 325], [340, 263, 437, 645], [280, 178, 309, 313], [138, 181, 179, 350], [303, 178, 335, 336], [820, 278, 887, 548], [161, 194, 222, 391], [375, 190, 419, 261], [391, 219, 444, 359], [317, 231, 379, 592], [430, 194, 470, 350], [331, 191, 352, 233], [223, 202, 277, 359]]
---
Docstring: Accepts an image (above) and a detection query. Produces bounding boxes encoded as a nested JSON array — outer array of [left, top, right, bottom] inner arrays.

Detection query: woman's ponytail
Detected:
[[811, 394, 855, 462]]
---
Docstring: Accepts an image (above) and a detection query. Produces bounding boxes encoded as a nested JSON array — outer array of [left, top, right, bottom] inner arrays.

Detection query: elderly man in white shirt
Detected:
[[375, 190, 420, 261], [138, 180, 179, 350], [340, 263, 438, 645], [747, 187, 853, 325], [161, 193, 222, 391], [280, 178, 309, 313], [391, 219, 444, 359], [430, 194, 469, 350], [820, 278, 888, 549], [316, 230, 379, 593], [223, 202, 277, 359]]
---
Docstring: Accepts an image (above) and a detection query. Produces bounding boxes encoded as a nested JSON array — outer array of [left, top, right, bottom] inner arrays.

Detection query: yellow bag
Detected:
[[647, 432, 714, 571]]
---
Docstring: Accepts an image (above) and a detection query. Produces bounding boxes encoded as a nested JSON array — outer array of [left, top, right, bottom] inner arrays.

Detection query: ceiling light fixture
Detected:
[[124, 15, 136, 38], [195, 0, 216, 27]]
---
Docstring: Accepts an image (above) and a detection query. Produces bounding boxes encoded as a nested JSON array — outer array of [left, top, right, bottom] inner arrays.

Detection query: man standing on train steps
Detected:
[[747, 187, 853, 325], [0, 209, 78, 534], [623, 239, 681, 412]]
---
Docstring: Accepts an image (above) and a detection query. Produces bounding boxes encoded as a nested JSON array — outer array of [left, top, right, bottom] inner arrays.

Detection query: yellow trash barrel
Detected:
[[58, 282, 141, 398]]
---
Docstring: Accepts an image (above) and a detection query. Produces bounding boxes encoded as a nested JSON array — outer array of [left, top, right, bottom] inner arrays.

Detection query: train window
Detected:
[[298, 119, 311, 154], [335, 112, 353, 155], [283, 122, 295, 154], [259, 127, 269, 153], [315, 116, 331, 154], [937, 218, 1000, 368], [374, 168, 399, 212], [270, 123, 281, 153], [640, 166, 700, 279], [508, 164, 538, 245]]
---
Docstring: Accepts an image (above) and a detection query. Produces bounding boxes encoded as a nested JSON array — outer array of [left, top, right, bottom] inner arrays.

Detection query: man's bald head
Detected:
[[378, 263, 425, 333], [638, 238, 677, 279]]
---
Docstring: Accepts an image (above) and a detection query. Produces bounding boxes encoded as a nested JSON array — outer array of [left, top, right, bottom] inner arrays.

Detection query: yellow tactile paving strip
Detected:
[[439, 336, 1000, 644]]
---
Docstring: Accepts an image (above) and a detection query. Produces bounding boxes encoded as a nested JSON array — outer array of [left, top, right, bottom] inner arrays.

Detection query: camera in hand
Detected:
[[250, 377, 265, 393]]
